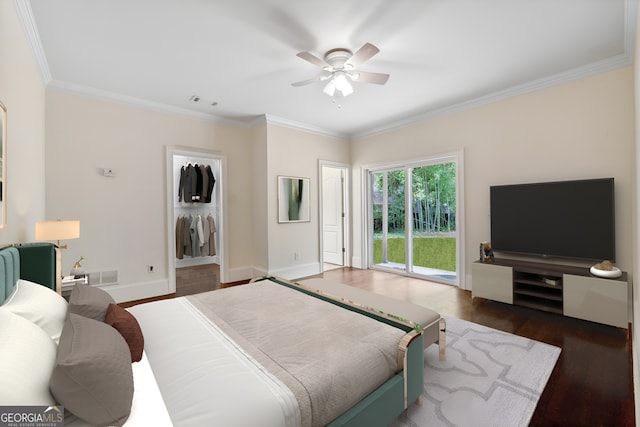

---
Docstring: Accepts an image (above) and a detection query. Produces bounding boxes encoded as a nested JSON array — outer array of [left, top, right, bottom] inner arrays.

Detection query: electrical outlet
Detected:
[[147, 264, 154, 273], [294, 252, 299, 261]]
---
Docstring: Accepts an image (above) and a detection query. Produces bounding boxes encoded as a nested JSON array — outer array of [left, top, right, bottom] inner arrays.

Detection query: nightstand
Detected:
[[61, 274, 88, 299]]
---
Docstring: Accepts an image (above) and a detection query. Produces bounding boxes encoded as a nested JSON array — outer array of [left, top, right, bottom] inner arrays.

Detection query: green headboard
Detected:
[[0, 243, 59, 304]]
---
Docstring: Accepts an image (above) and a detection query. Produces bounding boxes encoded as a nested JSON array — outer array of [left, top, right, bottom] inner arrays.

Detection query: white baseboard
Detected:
[[99, 279, 170, 304], [225, 263, 322, 283], [104, 262, 324, 303], [224, 265, 260, 283], [270, 262, 321, 281], [464, 273, 473, 291], [351, 256, 363, 269]]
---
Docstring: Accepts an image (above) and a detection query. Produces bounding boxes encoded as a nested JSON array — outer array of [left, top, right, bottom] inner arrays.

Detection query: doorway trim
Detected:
[[165, 145, 228, 293], [318, 160, 350, 270]]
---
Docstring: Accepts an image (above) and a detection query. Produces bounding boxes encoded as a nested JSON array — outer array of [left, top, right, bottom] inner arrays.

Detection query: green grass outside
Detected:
[[373, 237, 456, 272]]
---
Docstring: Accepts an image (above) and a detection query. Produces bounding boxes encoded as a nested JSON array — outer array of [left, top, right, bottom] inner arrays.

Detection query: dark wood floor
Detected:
[[175, 263, 220, 297], [173, 265, 635, 426], [306, 268, 635, 427]]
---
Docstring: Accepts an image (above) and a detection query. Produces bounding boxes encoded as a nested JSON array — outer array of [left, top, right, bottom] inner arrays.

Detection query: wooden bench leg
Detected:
[[438, 318, 446, 361]]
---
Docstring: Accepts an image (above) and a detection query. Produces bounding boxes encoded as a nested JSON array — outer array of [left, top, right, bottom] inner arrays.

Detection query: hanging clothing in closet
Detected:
[[204, 165, 215, 203], [206, 213, 216, 256], [190, 215, 201, 257], [175, 215, 186, 259], [175, 214, 217, 259], [178, 163, 216, 203]]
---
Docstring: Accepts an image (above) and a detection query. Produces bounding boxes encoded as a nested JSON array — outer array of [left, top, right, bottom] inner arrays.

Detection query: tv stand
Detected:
[[472, 258, 628, 329]]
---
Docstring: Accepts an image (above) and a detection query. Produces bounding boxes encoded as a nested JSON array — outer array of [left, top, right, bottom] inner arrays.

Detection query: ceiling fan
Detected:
[[292, 42, 389, 97]]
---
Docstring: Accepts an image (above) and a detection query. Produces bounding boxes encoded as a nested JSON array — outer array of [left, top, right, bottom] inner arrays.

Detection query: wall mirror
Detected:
[[0, 101, 6, 230], [278, 176, 310, 223]]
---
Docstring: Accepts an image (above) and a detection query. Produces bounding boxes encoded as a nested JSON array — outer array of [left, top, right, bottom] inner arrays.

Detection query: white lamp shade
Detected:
[[35, 220, 80, 241]]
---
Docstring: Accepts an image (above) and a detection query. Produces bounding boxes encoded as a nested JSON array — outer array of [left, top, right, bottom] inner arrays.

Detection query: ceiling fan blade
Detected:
[[291, 77, 319, 87], [345, 43, 380, 68], [353, 70, 389, 85], [296, 51, 329, 69], [291, 72, 332, 87]]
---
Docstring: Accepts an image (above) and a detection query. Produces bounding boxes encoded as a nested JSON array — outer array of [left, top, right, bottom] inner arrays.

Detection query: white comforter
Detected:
[[129, 297, 300, 427]]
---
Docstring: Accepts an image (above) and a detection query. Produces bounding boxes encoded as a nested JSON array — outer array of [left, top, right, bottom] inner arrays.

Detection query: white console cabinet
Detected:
[[564, 274, 628, 328], [472, 259, 629, 329], [471, 262, 513, 304]]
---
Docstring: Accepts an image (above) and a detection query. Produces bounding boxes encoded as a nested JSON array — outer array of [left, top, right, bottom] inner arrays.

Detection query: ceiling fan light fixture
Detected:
[[296, 43, 385, 98], [323, 80, 337, 96], [333, 71, 348, 87], [322, 71, 353, 97], [338, 80, 354, 97]]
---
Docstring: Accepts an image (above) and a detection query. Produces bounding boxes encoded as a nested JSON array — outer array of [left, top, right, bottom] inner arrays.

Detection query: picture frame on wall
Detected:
[[278, 176, 310, 223]]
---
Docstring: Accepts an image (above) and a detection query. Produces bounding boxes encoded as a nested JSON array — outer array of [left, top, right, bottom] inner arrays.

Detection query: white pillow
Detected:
[[2, 279, 68, 343], [0, 308, 57, 405]]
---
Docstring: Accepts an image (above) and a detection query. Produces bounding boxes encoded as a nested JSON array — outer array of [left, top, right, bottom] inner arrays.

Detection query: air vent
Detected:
[[87, 270, 118, 286], [189, 95, 218, 107]]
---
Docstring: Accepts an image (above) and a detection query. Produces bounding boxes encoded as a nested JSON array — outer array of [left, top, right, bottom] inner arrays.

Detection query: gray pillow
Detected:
[[68, 283, 115, 322], [50, 313, 133, 427]]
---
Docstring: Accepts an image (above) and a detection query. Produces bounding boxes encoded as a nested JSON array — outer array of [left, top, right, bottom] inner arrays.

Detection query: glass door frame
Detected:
[[364, 150, 465, 288]]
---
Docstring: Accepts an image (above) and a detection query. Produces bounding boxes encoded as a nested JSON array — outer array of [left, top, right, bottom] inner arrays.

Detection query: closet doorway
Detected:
[[166, 146, 226, 294], [319, 161, 350, 271]]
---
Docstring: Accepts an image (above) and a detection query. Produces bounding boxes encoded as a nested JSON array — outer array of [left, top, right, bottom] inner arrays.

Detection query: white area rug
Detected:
[[391, 316, 561, 427]]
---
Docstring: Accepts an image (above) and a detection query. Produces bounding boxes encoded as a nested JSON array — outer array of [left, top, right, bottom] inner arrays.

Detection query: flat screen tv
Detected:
[[490, 178, 615, 262]]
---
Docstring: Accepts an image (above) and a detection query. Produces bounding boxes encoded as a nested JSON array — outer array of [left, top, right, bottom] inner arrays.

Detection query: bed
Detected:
[[0, 244, 445, 427]]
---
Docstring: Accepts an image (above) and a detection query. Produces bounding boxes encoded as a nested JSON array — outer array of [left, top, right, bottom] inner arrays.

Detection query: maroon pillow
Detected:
[[105, 304, 144, 362]]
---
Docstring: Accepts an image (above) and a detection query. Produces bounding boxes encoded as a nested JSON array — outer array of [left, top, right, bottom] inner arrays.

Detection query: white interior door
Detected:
[[322, 166, 344, 265]]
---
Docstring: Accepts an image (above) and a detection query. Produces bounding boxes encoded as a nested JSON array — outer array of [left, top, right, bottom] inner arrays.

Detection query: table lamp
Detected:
[[35, 220, 80, 249]]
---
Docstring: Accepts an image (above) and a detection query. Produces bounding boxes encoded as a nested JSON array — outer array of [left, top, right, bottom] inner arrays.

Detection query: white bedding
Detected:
[[128, 297, 301, 427]]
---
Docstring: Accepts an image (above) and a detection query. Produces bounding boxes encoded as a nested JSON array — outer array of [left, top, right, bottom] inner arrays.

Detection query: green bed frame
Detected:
[[0, 242, 59, 304], [252, 276, 433, 427]]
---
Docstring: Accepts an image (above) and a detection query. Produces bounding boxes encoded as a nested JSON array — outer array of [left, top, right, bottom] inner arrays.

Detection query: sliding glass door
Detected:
[[369, 155, 460, 285], [372, 169, 406, 271]]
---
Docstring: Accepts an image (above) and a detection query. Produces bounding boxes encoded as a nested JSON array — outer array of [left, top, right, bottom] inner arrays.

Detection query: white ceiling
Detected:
[[21, 0, 636, 138]]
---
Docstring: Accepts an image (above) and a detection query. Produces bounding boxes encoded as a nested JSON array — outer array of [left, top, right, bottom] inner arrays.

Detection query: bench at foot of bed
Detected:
[[249, 275, 446, 426], [296, 277, 446, 359]]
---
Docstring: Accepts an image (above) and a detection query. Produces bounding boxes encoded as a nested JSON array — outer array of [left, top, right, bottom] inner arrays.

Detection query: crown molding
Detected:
[[264, 114, 348, 140], [353, 0, 637, 139], [47, 80, 255, 127], [353, 53, 634, 140], [14, 0, 52, 84]]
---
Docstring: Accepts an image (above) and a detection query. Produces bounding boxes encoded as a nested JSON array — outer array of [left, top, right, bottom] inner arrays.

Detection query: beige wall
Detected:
[[264, 122, 350, 278], [351, 67, 635, 288], [44, 89, 255, 300], [42, 91, 351, 297], [251, 119, 269, 275], [0, 1, 47, 244]]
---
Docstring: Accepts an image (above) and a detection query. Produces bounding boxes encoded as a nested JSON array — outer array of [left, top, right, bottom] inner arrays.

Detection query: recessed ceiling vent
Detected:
[[189, 95, 218, 107]]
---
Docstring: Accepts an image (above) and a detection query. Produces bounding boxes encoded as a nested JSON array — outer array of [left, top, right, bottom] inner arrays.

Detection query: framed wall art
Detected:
[[278, 176, 309, 223]]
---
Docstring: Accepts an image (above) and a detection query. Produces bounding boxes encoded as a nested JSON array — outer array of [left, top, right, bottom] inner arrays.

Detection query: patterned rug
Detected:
[[391, 316, 561, 427]]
